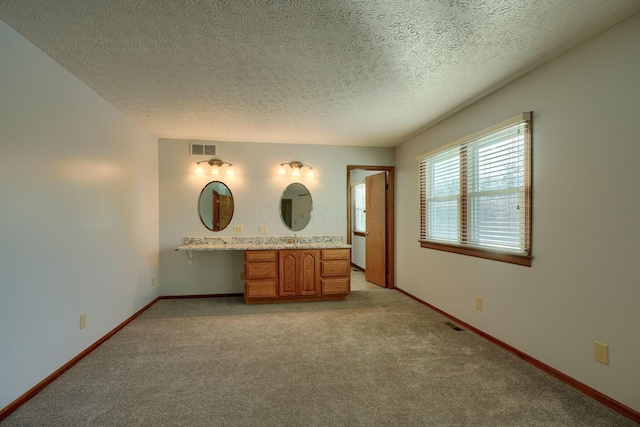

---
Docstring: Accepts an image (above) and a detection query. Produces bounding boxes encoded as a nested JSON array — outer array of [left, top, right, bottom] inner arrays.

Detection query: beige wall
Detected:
[[395, 13, 640, 411], [0, 21, 159, 409]]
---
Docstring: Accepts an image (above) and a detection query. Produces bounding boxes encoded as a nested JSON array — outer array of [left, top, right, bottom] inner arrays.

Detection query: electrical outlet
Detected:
[[475, 297, 483, 311], [594, 341, 609, 365], [259, 225, 268, 234], [80, 313, 86, 330], [240, 272, 245, 280], [234, 225, 243, 234], [151, 277, 156, 287]]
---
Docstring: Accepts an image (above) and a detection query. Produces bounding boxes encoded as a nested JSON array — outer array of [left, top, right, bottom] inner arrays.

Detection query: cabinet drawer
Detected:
[[246, 262, 277, 279], [245, 250, 277, 262], [321, 259, 350, 277], [321, 278, 350, 294], [321, 249, 350, 260], [245, 280, 277, 298]]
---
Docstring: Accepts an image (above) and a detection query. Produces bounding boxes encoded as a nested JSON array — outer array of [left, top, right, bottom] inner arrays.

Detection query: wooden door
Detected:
[[365, 172, 387, 287], [281, 199, 293, 228], [212, 190, 221, 231], [218, 194, 233, 230]]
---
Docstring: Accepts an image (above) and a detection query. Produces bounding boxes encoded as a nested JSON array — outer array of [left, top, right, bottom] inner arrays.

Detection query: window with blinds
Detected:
[[418, 112, 532, 266], [352, 182, 366, 233]]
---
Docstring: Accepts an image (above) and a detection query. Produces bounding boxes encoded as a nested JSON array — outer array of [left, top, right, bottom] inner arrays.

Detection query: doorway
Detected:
[[346, 165, 395, 289]]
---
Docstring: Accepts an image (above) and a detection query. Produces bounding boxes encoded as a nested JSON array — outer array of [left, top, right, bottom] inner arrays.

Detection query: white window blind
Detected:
[[419, 113, 532, 257], [352, 182, 366, 233]]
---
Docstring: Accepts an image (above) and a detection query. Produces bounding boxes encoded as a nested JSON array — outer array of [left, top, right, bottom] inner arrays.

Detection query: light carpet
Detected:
[[2, 286, 635, 426]]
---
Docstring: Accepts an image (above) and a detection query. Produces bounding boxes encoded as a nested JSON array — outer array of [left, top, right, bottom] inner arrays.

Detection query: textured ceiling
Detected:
[[1, 1, 639, 147]]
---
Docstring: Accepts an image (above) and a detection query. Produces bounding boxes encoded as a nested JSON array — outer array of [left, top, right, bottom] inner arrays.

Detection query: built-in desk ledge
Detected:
[[175, 235, 351, 262]]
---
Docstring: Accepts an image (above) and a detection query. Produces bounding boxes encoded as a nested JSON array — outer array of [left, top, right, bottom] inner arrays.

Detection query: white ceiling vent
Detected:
[[190, 142, 216, 156]]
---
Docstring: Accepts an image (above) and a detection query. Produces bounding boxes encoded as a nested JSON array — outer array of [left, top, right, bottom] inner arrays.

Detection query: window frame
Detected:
[[351, 181, 366, 236], [418, 112, 533, 267]]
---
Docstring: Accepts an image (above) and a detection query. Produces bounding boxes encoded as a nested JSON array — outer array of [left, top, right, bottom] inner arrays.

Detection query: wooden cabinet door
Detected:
[[299, 250, 319, 296], [279, 251, 298, 296], [279, 250, 319, 296]]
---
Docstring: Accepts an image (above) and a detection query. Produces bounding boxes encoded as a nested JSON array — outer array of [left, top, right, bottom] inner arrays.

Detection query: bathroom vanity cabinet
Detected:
[[244, 248, 351, 304], [175, 235, 351, 303]]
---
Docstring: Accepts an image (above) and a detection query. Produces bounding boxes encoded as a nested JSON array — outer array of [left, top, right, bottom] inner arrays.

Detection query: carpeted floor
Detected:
[[2, 278, 636, 426]]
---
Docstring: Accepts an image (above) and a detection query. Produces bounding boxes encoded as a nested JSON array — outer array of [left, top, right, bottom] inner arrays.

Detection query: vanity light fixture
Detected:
[[194, 158, 234, 176], [278, 161, 314, 178]]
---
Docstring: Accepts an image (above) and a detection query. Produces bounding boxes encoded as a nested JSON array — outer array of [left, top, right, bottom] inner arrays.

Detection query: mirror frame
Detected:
[[280, 182, 313, 232], [198, 181, 234, 232]]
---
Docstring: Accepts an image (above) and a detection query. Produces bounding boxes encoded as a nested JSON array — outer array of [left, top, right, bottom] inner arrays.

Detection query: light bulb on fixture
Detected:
[[194, 158, 233, 175], [279, 161, 314, 178], [226, 166, 234, 176]]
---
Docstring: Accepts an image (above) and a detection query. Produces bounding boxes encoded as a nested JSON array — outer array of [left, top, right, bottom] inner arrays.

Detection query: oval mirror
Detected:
[[280, 183, 313, 231], [198, 181, 234, 231]]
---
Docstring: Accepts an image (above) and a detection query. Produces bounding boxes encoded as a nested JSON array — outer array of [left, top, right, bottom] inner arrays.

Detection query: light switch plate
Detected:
[[259, 225, 268, 234], [234, 225, 243, 234]]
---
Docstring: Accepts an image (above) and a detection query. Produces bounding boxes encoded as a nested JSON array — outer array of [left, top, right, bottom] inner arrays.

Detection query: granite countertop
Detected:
[[175, 242, 351, 251], [174, 235, 351, 252]]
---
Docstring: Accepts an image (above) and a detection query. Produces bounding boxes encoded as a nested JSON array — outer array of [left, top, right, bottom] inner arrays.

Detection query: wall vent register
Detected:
[[190, 142, 216, 156]]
